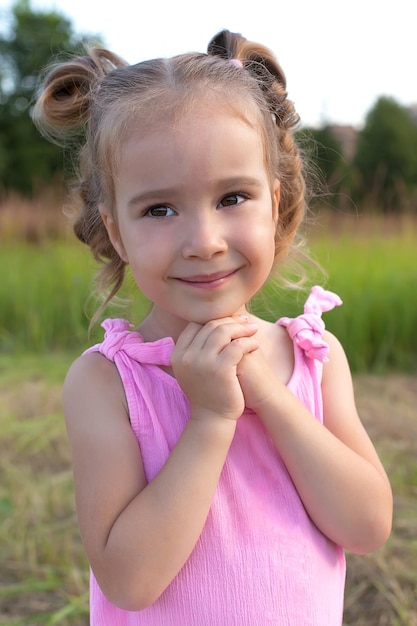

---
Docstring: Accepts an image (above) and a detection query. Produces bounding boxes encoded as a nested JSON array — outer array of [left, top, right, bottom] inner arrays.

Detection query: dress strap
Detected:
[[85, 318, 175, 366], [278, 286, 342, 363]]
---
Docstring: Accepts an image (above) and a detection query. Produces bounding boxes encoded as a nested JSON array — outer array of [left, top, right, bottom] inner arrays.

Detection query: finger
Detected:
[[183, 317, 237, 351], [173, 319, 258, 374], [217, 335, 260, 367], [174, 321, 204, 352], [174, 318, 237, 352], [174, 318, 235, 354], [202, 320, 258, 354]]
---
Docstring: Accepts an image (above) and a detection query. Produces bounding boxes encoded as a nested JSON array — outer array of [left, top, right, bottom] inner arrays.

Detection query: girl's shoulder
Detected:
[[63, 350, 129, 421], [252, 286, 344, 385], [66, 349, 120, 384]]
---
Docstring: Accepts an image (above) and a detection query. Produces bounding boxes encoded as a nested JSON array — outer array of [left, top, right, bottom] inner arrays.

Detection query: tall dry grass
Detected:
[[0, 188, 70, 243]]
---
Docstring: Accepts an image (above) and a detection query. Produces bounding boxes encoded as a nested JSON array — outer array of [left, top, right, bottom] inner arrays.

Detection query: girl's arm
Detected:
[[63, 318, 258, 611], [237, 330, 393, 555]]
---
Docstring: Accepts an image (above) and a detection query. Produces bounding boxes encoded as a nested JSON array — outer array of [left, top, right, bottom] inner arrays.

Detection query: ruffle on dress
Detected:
[[278, 286, 342, 363]]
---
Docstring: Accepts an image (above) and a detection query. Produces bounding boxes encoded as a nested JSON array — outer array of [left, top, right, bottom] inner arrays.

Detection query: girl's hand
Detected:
[[172, 317, 259, 421], [237, 346, 279, 413]]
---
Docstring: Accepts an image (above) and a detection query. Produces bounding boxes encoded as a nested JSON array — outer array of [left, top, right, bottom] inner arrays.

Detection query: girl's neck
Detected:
[[135, 304, 252, 343], [135, 308, 190, 343]]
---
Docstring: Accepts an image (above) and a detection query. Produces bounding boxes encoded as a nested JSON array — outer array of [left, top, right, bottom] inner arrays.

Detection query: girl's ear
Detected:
[[99, 205, 129, 263], [272, 179, 280, 226]]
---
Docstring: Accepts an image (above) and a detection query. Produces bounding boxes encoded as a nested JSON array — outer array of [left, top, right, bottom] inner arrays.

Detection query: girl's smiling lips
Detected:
[[174, 269, 239, 288]]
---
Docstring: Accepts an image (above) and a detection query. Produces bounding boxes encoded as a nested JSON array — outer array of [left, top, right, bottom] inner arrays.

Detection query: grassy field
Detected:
[[1, 211, 417, 372], [1, 198, 416, 623]]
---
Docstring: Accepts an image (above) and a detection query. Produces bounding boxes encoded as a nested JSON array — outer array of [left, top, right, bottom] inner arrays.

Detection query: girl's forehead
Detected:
[[119, 99, 259, 145], [105, 96, 269, 181]]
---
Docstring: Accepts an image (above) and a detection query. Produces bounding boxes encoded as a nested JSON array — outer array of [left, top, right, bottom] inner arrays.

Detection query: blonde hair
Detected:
[[33, 30, 310, 317]]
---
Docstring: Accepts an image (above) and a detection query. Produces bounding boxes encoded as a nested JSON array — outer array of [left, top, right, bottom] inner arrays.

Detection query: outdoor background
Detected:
[[1, 1, 416, 624]]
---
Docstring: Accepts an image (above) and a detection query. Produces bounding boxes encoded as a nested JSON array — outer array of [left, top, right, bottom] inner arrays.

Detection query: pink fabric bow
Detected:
[[87, 318, 175, 366], [278, 286, 342, 362]]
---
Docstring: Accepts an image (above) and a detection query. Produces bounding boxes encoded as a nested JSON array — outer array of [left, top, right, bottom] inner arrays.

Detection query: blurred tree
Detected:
[[0, 0, 100, 195], [302, 126, 344, 184], [354, 97, 417, 212], [297, 125, 353, 210]]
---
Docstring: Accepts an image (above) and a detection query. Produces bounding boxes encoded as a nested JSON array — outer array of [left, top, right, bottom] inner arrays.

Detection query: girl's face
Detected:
[[101, 106, 280, 339]]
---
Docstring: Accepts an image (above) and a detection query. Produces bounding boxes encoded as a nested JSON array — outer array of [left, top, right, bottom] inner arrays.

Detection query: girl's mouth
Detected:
[[176, 270, 238, 288]]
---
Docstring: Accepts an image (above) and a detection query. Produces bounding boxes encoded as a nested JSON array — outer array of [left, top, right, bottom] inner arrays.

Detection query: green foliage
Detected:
[[1, 0, 416, 215], [0, 0, 101, 194], [354, 97, 417, 211], [297, 125, 355, 211], [300, 98, 417, 214], [298, 126, 343, 184]]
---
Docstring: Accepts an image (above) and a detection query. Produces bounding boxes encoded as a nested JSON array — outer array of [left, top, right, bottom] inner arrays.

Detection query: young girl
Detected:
[[34, 30, 392, 625]]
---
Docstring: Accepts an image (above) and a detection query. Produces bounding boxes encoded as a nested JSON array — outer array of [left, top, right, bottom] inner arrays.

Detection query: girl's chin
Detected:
[[187, 310, 249, 324]]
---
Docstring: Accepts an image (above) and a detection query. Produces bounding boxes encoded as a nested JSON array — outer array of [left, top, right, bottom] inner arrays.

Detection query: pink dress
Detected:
[[85, 286, 346, 625]]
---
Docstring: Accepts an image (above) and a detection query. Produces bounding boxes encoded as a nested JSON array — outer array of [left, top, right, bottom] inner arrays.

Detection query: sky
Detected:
[[0, 0, 415, 128]]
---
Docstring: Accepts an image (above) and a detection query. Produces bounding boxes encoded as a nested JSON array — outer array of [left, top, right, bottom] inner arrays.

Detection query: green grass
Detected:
[[1, 241, 94, 351], [1, 214, 416, 372], [309, 230, 417, 371], [1, 240, 150, 353]]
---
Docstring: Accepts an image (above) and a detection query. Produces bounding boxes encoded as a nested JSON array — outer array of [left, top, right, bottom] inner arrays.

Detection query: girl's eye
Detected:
[[218, 194, 246, 208], [145, 205, 176, 218]]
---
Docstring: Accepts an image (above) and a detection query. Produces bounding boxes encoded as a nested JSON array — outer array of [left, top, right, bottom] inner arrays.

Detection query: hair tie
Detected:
[[229, 58, 243, 68]]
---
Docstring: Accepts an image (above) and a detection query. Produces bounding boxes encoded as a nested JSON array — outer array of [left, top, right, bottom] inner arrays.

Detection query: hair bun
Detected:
[[33, 49, 126, 145]]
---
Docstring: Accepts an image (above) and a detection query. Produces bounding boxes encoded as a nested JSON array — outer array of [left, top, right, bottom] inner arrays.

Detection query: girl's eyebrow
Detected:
[[217, 176, 263, 189], [127, 176, 263, 207], [127, 187, 179, 208]]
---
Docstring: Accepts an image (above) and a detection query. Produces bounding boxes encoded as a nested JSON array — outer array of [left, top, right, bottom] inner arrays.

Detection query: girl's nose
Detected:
[[182, 214, 228, 259]]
